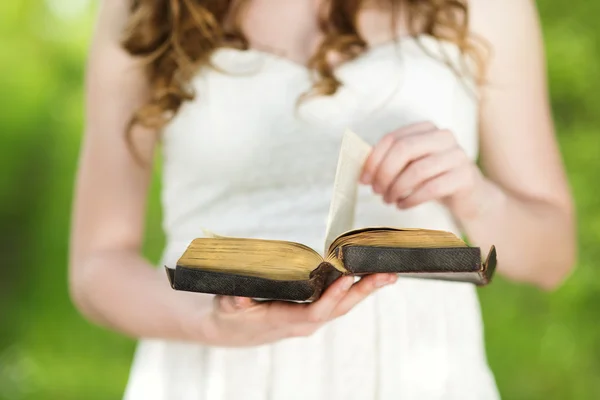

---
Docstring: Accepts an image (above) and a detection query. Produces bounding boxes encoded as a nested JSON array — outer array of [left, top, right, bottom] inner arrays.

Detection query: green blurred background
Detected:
[[1, 1, 599, 399]]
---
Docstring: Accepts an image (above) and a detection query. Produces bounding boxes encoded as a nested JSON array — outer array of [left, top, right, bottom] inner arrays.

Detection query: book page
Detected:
[[323, 129, 372, 253], [179, 238, 323, 280]]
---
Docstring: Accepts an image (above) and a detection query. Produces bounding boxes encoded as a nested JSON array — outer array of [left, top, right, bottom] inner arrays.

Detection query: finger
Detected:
[[302, 275, 356, 323], [396, 167, 468, 209], [371, 129, 456, 195], [260, 276, 354, 326], [332, 273, 397, 319], [273, 275, 364, 338], [214, 295, 256, 314], [361, 122, 437, 184], [383, 147, 465, 204]]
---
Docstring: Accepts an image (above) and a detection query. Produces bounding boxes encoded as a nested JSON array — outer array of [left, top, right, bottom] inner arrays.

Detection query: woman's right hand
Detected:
[[192, 273, 397, 347]]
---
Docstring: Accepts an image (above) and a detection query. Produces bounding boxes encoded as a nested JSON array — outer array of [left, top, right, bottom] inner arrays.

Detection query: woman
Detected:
[[69, 0, 576, 399]]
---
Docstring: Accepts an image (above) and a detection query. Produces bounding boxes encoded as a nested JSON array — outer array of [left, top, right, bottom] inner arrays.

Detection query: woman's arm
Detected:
[[361, 0, 576, 290], [69, 0, 203, 340], [463, 0, 576, 288]]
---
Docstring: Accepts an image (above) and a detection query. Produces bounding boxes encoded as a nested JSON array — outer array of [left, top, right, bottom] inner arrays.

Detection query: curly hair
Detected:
[[121, 0, 485, 152]]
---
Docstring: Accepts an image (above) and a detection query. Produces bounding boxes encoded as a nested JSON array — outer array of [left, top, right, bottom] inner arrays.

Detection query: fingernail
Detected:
[[373, 184, 382, 194], [361, 173, 372, 184]]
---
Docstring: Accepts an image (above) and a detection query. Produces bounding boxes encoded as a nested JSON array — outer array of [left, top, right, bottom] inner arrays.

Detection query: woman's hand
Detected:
[[360, 122, 491, 221], [191, 273, 397, 347]]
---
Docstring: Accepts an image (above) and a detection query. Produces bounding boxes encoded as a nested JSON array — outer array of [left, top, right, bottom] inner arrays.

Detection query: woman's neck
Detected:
[[231, 0, 411, 66]]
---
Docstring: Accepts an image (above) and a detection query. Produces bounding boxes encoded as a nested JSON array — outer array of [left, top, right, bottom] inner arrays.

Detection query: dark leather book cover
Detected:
[[166, 246, 496, 301], [165, 131, 501, 301], [166, 261, 342, 302], [339, 245, 496, 285]]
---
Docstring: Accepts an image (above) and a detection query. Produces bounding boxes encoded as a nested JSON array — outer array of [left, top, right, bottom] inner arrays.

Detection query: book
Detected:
[[165, 130, 497, 301]]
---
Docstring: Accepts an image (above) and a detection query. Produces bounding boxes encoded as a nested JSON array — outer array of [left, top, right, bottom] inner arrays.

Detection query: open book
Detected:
[[165, 130, 497, 301]]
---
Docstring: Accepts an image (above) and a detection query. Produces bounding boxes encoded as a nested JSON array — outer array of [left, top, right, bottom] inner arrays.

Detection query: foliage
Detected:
[[1, 1, 598, 398]]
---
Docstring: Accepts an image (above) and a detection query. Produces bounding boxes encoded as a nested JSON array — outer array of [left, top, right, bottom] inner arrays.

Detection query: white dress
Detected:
[[124, 35, 500, 400]]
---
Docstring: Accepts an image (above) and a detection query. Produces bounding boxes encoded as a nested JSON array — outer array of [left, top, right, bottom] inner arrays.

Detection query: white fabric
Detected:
[[124, 35, 500, 400]]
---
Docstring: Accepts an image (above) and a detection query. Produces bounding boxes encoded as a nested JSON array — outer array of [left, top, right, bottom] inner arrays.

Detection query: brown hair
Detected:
[[122, 0, 485, 151]]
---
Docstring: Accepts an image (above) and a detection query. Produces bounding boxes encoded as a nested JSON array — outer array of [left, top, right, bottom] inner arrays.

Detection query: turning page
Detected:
[[323, 130, 373, 253]]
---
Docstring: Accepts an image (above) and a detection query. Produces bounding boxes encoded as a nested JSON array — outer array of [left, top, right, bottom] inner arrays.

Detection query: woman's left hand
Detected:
[[360, 122, 490, 221]]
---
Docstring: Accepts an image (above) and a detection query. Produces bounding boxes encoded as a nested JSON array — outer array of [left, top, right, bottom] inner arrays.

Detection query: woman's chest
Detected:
[[161, 39, 479, 189]]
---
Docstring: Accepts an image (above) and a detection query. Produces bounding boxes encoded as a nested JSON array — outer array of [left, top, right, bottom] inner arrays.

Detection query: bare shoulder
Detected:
[[86, 0, 149, 133], [468, 0, 540, 36], [95, 0, 132, 40], [468, 0, 542, 46], [467, 0, 545, 86]]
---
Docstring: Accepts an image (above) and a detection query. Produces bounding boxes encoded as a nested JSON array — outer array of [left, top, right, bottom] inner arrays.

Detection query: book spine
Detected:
[[341, 246, 484, 275], [308, 262, 344, 300], [168, 266, 319, 302], [478, 246, 497, 285]]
